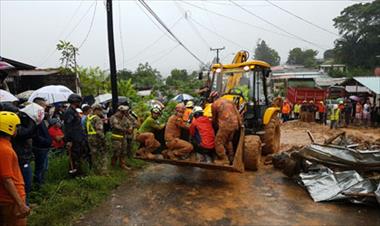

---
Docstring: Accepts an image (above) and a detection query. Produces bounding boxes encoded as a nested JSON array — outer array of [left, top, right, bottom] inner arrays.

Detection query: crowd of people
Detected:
[[280, 98, 380, 129], [0, 90, 244, 225]]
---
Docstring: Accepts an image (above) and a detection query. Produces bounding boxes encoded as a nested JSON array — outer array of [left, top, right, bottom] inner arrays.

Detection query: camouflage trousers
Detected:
[[88, 135, 108, 175], [111, 137, 127, 158]]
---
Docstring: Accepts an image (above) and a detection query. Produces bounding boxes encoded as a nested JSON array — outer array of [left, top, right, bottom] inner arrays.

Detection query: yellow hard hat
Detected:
[[0, 111, 21, 136]]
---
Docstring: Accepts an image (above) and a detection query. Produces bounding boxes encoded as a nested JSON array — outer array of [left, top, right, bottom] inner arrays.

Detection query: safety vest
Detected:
[[330, 109, 340, 121], [86, 115, 97, 135]]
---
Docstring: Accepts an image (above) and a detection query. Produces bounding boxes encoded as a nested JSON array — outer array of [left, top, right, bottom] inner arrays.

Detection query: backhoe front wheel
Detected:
[[243, 135, 262, 171], [262, 116, 281, 155]]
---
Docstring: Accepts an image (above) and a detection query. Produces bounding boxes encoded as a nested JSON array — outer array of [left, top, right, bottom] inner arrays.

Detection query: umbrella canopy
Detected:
[[349, 95, 361, 102], [16, 90, 34, 99], [171, 94, 194, 102], [0, 61, 15, 71], [28, 85, 73, 104], [94, 94, 128, 104], [0, 89, 18, 102]]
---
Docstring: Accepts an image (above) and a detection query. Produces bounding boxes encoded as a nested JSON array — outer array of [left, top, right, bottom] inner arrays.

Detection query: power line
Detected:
[[190, 17, 247, 50], [126, 16, 183, 63], [182, 1, 296, 40], [118, 0, 126, 69], [135, 1, 175, 42], [138, 0, 206, 65], [175, 2, 211, 49], [228, 0, 328, 50], [39, 0, 86, 66], [150, 44, 181, 65], [265, 0, 339, 36], [78, 1, 97, 49]]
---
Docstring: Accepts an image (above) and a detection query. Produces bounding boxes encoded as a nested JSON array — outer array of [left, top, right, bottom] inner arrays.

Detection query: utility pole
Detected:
[[106, 0, 118, 111], [210, 47, 225, 64]]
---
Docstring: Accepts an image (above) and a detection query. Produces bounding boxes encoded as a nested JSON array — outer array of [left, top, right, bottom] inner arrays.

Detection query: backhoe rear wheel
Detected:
[[243, 135, 261, 171], [262, 115, 281, 155]]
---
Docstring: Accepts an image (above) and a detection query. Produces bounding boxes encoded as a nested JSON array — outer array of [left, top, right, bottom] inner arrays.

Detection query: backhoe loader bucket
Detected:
[[135, 128, 246, 173]]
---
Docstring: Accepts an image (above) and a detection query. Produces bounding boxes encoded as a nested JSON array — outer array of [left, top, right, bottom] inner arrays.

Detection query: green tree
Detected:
[[287, 48, 318, 67], [323, 49, 335, 60], [163, 69, 202, 99], [56, 40, 78, 70], [333, 0, 380, 69], [78, 67, 109, 96], [254, 40, 281, 66], [133, 62, 163, 89]]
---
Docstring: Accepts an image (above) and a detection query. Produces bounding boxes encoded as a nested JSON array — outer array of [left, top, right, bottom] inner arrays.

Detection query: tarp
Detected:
[[0, 89, 18, 102], [300, 166, 375, 202]]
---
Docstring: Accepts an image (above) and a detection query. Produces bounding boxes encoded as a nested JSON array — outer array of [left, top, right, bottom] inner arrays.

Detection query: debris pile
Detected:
[[273, 131, 380, 206]]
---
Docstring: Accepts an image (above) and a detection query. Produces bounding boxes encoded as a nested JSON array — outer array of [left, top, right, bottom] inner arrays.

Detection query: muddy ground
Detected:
[[76, 122, 380, 226]]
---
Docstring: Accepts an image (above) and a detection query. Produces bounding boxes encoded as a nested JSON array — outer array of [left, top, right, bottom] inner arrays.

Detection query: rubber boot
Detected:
[[119, 157, 131, 170], [214, 154, 230, 165]]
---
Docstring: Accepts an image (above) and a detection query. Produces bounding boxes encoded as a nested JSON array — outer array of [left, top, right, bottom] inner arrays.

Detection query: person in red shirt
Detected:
[[0, 111, 30, 226], [189, 107, 215, 161], [48, 118, 65, 151]]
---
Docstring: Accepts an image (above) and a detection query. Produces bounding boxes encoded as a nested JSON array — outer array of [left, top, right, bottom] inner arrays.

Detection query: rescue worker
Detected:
[[163, 103, 193, 160], [0, 111, 30, 226], [330, 104, 340, 129], [318, 101, 326, 124], [300, 100, 307, 122], [211, 94, 242, 165], [281, 100, 291, 122], [125, 109, 139, 159], [136, 107, 164, 159], [189, 106, 215, 162], [183, 101, 194, 123], [308, 100, 316, 122], [293, 102, 301, 119], [109, 105, 130, 170], [63, 94, 88, 176], [86, 104, 108, 175]]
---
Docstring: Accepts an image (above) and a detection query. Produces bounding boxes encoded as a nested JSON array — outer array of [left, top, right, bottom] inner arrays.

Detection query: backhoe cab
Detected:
[[136, 51, 281, 172]]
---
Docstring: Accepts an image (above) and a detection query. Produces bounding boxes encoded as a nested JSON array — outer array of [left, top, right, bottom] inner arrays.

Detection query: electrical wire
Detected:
[[135, 1, 175, 42], [138, 0, 206, 65], [149, 44, 180, 65], [181, 1, 296, 40], [78, 1, 97, 49], [118, 0, 126, 69], [228, 0, 328, 50], [175, 2, 211, 49], [190, 17, 247, 50], [126, 16, 183, 63], [39, 0, 86, 66], [265, 0, 339, 36]]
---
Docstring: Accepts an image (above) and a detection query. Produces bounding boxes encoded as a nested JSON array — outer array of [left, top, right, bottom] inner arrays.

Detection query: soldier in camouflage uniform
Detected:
[[87, 104, 108, 175], [125, 109, 139, 159], [109, 105, 131, 170]]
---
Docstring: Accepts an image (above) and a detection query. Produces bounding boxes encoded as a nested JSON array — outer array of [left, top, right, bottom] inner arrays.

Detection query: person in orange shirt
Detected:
[[211, 95, 242, 165], [281, 100, 291, 122], [182, 101, 194, 123], [0, 111, 30, 226], [163, 103, 193, 160]]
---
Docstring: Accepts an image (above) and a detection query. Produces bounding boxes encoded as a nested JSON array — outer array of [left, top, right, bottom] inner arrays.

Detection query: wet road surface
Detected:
[[76, 122, 380, 226], [75, 164, 380, 226]]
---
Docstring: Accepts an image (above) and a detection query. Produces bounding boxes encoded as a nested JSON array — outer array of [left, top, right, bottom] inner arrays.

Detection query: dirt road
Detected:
[[76, 122, 380, 226]]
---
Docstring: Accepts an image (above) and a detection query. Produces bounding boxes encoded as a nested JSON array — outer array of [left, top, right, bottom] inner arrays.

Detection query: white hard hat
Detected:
[[333, 104, 338, 110], [186, 101, 194, 108], [192, 106, 203, 114]]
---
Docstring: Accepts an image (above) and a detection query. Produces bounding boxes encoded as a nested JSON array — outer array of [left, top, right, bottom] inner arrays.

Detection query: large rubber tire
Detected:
[[243, 135, 262, 171], [262, 116, 281, 155]]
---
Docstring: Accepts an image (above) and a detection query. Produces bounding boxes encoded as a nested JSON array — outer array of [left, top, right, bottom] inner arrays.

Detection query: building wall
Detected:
[[6, 72, 77, 94]]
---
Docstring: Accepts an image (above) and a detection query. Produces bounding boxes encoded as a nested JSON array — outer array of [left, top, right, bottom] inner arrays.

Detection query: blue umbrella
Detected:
[[171, 94, 194, 102]]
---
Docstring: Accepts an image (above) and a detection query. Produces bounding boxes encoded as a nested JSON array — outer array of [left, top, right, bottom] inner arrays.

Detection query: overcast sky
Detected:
[[0, 0, 367, 76]]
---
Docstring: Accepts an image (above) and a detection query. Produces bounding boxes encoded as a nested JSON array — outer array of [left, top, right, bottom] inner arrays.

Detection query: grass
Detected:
[[28, 141, 145, 226]]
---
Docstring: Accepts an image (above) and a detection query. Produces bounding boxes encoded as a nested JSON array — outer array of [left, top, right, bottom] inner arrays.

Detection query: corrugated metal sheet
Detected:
[[354, 77, 380, 94]]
